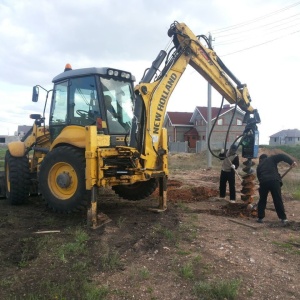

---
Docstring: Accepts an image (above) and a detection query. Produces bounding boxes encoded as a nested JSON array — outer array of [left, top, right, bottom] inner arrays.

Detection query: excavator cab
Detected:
[[49, 65, 135, 146]]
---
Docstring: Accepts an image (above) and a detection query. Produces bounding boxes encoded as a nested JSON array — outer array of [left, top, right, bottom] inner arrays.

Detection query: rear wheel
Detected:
[[5, 151, 30, 205], [39, 146, 89, 213], [112, 178, 158, 201]]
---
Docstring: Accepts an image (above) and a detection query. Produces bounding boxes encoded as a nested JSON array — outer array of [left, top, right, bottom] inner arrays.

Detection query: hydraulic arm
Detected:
[[129, 21, 260, 203]]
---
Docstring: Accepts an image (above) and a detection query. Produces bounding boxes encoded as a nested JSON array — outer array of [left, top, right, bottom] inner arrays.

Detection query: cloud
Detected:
[[0, 0, 227, 83], [0, 0, 299, 144]]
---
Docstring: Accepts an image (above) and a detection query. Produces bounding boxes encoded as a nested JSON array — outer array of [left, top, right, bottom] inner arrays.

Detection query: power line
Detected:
[[214, 21, 300, 46], [214, 13, 300, 39], [220, 29, 300, 56], [211, 1, 300, 33], [208, 2, 300, 56]]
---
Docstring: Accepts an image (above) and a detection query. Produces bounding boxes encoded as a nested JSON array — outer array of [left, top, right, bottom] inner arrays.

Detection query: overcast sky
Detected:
[[0, 0, 299, 144]]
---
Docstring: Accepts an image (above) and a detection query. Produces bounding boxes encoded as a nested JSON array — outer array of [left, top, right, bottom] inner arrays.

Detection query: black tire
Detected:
[[39, 146, 89, 213], [5, 151, 30, 205], [112, 178, 158, 201]]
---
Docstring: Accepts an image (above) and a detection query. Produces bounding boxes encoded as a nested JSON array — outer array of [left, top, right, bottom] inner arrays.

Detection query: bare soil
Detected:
[[0, 150, 299, 299]]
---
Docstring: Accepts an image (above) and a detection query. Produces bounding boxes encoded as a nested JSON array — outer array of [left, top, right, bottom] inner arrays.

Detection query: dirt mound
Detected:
[[152, 179, 219, 202]]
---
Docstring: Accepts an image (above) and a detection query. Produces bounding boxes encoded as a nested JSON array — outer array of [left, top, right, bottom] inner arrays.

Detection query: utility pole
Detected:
[[207, 33, 212, 169]]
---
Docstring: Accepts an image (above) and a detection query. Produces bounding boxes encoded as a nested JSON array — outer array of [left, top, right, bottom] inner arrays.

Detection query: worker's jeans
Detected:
[[219, 170, 236, 200], [257, 180, 286, 220]]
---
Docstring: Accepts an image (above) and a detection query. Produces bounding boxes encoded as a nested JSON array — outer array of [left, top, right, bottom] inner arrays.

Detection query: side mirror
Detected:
[[32, 86, 39, 102]]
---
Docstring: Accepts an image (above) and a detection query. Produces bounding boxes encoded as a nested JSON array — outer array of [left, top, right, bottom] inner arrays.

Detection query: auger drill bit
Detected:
[[240, 158, 256, 203]]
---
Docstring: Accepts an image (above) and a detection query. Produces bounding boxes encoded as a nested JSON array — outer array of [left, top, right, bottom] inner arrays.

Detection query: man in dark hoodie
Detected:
[[219, 145, 239, 203], [256, 153, 297, 224]]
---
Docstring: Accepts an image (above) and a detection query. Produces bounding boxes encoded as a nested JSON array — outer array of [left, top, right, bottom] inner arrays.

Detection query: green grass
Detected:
[[99, 249, 122, 271], [0, 146, 6, 170], [129, 266, 151, 282], [177, 249, 192, 255], [292, 189, 300, 200], [193, 278, 241, 300], [0, 147, 7, 156], [151, 224, 180, 246], [262, 145, 300, 160], [116, 216, 127, 228], [23, 280, 110, 300], [138, 266, 150, 279], [0, 276, 17, 289], [272, 239, 300, 255], [1, 227, 111, 300], [57, 228, 89, 263], [178, 220, 198, 242], [179, 262, 196, 280], [168, 152, 221, 170], [176, 254, 204, 282], [282, 176, 300, 200]]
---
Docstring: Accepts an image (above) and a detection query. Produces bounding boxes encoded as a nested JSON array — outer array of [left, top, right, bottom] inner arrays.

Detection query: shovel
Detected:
[[280, 164, 294, 179], [225, 156, 242, 182]]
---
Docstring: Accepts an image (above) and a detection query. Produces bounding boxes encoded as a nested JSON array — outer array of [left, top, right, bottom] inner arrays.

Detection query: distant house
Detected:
[[17, 125, 32, 137], [163, 104, 246, 151], [269, 129, 300, 146], [0, 135, 20, 144], [0, 125, 32, 145], [163, 111, 195, 146]]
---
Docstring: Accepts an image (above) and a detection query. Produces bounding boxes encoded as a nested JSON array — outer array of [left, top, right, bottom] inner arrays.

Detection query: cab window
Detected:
[[50, 81, 68, 124], [100, 77, 134, 134], [69, 76, 100, 126]]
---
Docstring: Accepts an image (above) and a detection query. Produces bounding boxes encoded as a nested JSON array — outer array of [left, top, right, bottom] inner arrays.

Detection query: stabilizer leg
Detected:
[[149, 176, 167, 212], [87, 186, 111, 229]]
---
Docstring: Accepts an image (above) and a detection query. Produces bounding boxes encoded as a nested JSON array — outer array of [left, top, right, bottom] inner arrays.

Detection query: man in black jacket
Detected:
[[256, 153, 297, 224]]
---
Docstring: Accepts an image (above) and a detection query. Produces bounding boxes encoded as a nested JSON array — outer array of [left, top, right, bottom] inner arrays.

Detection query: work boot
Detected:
[[256, 218, 263, 223]]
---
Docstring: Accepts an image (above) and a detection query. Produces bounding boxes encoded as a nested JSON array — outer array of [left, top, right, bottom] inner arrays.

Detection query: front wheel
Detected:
[[39, 146, 89, 213], [112, 178, 158, 201], [5, 151, 30, 205]]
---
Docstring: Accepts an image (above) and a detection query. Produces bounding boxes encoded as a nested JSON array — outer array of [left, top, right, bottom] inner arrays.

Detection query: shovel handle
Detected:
[[281, 164, 294, 179], [234, 168, 242, 182]]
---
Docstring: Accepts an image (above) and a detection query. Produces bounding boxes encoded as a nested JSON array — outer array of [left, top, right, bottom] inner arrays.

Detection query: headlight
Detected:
[[108, 69, 131, 79], [121, 72, 131, 79]]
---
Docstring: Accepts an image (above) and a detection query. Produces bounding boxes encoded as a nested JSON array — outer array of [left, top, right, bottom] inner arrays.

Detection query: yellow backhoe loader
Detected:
[[2, 22, 260, 228]]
